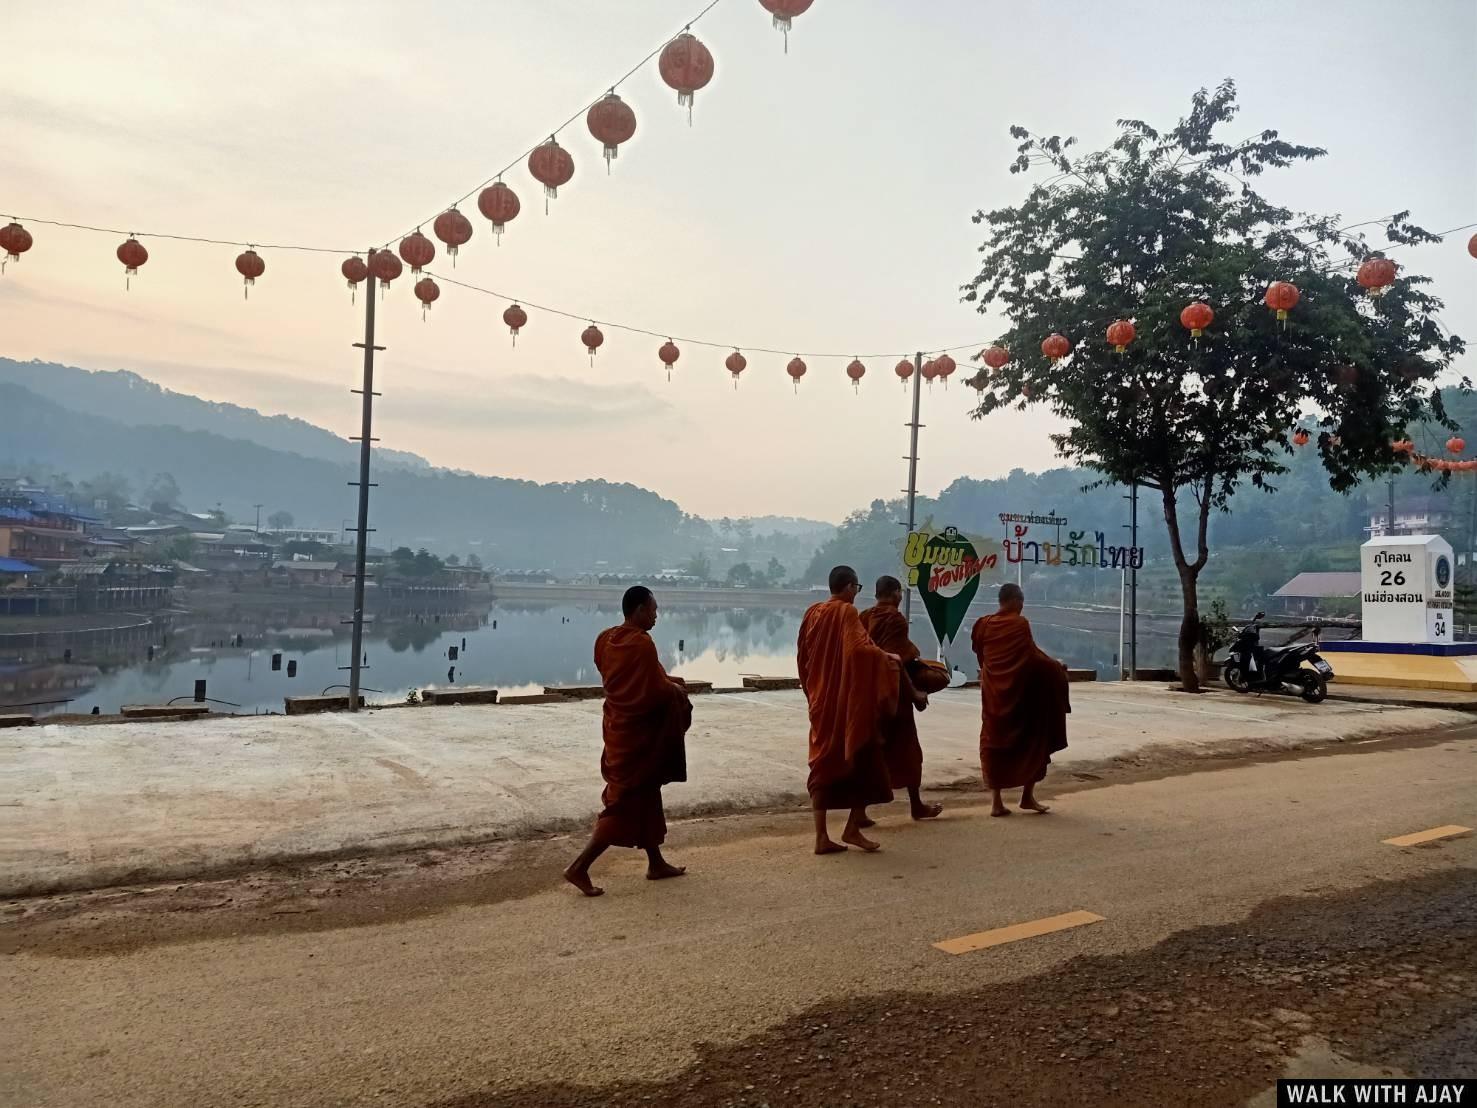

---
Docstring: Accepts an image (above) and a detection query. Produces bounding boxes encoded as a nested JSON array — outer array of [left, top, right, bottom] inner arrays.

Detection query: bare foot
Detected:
[[911, 803, 944, 820], [841, 829, 882, 852], [646, 862, 687, 881], [990, 804, 1012, 817], [814, 839, 847, 855], [1020, 798, 1051, 814], [563, 866, 605, 897], [857, 815, 877, 830]]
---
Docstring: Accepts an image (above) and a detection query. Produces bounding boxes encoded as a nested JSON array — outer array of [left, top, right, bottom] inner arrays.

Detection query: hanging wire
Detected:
[[0, 215, 358, 255], [426, 270, 991, 360], [378, 0, 729, 249]]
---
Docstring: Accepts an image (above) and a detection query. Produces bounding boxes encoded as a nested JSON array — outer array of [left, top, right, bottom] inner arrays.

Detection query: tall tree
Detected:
[[266, 510, 294, 530], [963, 81, 1464, 689], [144, 472, 182, 512]]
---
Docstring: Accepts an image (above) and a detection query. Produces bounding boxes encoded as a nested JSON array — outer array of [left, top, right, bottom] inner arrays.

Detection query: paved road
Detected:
[[4, 729, 1474, 1106]]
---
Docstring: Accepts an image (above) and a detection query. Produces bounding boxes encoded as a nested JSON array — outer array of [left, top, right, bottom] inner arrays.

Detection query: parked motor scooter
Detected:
[[1220, 612, 1333, 704]]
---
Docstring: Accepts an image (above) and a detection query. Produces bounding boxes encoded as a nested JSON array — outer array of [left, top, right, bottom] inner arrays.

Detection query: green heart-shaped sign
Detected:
[[903, 526, 997, 647]]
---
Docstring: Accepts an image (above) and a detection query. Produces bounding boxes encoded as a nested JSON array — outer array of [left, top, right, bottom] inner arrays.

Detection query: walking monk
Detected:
[[971, 582, 1070, 817], [859, 575, 946, 820], [564, 586, 692, 896], [798, 565, 900, 854]]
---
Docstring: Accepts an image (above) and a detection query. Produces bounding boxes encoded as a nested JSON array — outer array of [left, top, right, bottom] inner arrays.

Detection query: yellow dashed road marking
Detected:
[[1382, 825, 1472, 847], [933, 910, 1105, 956]]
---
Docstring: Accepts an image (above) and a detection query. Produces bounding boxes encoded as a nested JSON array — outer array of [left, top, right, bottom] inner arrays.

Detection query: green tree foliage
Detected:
[[144, 472, 182, 512], [682, 552, 712, 581], [963, 81, 1464, 688], [727, 562, 755, 587], [78, 471, 132, 514], [266, 510, 294, 530]]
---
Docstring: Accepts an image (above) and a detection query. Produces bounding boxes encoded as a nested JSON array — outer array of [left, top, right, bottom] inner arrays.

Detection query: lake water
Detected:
[[11, 600, 1176, 718]]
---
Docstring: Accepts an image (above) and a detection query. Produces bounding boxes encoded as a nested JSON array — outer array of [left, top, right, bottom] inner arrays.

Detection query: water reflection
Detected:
[[10, 599, 1173, 717]]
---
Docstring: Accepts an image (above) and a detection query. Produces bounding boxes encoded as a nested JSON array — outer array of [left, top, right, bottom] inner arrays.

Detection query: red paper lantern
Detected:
[[117, 236, 148, 289], [528, 138, 575, 211], [0, 221, 33, 270], [234, 248, 265, 299], [846, 358, 866, 394], [1041, 333, 1070, 362], [368, 249, 402, 293], [787, 355, 807, 392], [658, 339, 681, 380], [726, 350, 747, 389], [414, 276, 440, 319], [934, 353, 956, 386], [1265, 281, 1300, 322], [582, 323, 604, 364], [659, 32, 715, 122], [921, 358, 940, 382], [968, 371, 988, 392], [1469, 233, 1477, 259], [760, 0, 814, 51], [1180, 301, 1214, 338], [1106, 319, 1136, 353], [398, 230, 435, 275], [587, 92, 637, 171], [1356, 257, 1397, 295], [894, 358, 914, 388], [1392, 439, 1415, 455], [1292, 428, 1311, 447], [341, 255, 368, 302], [504, 303, 528, 345], [1448, 437, 1466, 456], [982, 345, 1009, 371], [432, 208, 473, 264], [477, 181, 521, 243]]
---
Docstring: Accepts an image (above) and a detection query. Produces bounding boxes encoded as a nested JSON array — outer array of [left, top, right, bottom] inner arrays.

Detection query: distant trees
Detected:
[[682, 552, 712, 581], [267, 510, 294, 530], [78, 472, 132, 514], [144, 473, 182, 512], [466, 553, 483, 570], [164, 535, 198, 562], [766, 556, 787, 585], [389, 546, 445, 579], [726, 563, 755, 587]]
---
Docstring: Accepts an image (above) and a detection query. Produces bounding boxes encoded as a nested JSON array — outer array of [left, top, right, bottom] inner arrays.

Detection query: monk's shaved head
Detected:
[[828, 565, 860, 595], [999, 582, 1025, 611], [875, 575, 903, 599], [622, 585, 655, 617]]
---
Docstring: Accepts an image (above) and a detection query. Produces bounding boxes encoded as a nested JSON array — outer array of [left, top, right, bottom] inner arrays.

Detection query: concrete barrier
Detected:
[[284, 695, 365, 715], [742, 676, 802, 691], [425, 687, 500, 706], [120, 705, 211, 720]]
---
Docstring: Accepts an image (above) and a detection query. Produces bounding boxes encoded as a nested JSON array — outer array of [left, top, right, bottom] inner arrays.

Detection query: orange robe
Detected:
[[859, 603, 925, 791], [798, 597, 898, 810], [591, 624, 693, 849], [971, 611, 1070, 789]]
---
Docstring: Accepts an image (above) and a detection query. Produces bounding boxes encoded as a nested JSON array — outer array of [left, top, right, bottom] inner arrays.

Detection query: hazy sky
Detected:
[[4, 0, 1474, 523]]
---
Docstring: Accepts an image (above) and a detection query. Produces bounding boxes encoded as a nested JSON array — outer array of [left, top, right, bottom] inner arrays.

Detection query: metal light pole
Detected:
[[901, 350, 924, 622], [253, 503, 263, 533], [1129, 480, 1139, 678], [346, 255, 383, 711]]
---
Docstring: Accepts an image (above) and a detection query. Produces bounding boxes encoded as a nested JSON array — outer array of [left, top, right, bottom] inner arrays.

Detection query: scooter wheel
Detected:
[[1223, 662, 1250, 693], [1298, 671, 1327, 704]]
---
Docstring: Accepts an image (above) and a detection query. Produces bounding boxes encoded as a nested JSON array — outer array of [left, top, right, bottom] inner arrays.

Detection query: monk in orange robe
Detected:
[[859, 575, 944, 821], [971, 582, 1070, 817], [564, 585, 692, 896], [798, 565, 901, 854]]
